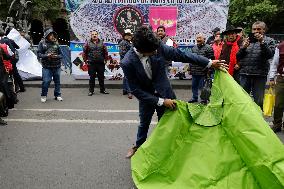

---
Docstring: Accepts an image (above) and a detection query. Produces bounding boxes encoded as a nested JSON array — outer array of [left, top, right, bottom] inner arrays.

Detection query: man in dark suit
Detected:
[[121, 26, 228, 158]]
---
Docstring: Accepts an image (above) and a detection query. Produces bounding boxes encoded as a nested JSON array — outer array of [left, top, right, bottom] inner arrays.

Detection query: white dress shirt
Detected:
[[133, 47, 164, 106]]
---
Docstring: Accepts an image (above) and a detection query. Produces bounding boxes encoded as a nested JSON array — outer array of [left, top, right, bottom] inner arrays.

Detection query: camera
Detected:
[[248, 33, 258, 43]]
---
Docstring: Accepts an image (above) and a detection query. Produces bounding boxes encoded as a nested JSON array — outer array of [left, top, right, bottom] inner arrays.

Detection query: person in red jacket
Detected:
[[0, 43, 13, 73], [219, 26, 243, 83]]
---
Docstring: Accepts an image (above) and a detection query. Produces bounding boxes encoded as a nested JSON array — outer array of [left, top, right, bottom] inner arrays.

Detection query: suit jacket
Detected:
[[121, 44, 210, 105]]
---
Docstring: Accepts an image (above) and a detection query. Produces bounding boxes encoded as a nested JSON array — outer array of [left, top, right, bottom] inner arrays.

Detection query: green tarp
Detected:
[[131, 71, 284, 189]]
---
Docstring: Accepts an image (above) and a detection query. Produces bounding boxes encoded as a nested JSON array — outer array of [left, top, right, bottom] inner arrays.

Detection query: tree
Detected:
[[0, 0, 62, 23], [31, 0, 62, 22], [228, 0, 284, 32]]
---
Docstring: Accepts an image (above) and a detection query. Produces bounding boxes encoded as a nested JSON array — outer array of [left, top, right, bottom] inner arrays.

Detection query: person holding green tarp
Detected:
[[131, 70, 284, 189], [120, 25, 228, 159]]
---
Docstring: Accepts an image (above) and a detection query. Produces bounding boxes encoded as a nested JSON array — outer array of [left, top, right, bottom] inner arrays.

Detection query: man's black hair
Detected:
[[212, 27, 220, 34], [157, 25, 166, 32], [133, 25, 160, 53]]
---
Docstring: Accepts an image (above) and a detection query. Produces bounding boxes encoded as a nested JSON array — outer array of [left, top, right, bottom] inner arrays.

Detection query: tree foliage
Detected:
[[0, 0, 62, 22], [228, 0, 283, 31], [30, 0, 62, 21]]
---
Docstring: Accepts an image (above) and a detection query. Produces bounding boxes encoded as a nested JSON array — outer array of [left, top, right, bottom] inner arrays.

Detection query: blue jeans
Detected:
[[239, 75, 266, 109], [123, 77, 131, 93], [191, 75, 205, 101], [136, 100, 165, 147], [41, 67, 61, 97]]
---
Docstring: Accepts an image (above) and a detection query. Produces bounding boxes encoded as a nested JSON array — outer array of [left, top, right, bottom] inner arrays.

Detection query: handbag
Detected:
[[200, 77, 212, 103], [263, 87, 275, 116]]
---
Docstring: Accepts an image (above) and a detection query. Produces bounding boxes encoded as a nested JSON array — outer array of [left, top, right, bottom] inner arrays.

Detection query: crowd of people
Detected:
[[116, 22, 283, 158], [0, 22, 283, 152], [0, 27, 26, 126]]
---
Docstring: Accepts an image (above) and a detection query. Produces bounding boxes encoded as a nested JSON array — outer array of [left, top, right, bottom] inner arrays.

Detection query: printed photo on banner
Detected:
[[149, 6, 177, 36]]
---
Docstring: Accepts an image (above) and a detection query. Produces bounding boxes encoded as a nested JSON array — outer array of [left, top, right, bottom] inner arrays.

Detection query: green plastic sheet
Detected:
[[131, 71, 284, 189]]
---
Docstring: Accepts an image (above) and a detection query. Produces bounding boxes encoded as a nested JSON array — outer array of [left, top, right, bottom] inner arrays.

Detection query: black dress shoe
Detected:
[[122, 90, 128, 95], [19, 88, 26, 92], [188, 99, 198, 103], [271, 125, 282, 133], [88, 92, 94, 96], [100, 91, 109, 94]]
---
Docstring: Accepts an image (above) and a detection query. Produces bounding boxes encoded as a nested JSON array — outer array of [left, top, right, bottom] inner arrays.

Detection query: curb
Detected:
[[23, 82, 192, 90]]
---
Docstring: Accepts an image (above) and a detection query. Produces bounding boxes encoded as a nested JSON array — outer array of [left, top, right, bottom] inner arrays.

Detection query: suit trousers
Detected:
[[136, 100, 165, 147], [88, 64, 105, 93]]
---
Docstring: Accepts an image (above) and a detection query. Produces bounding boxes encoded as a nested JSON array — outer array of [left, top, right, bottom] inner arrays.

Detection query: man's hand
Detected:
[[211, 60, 228, 71], [163, 99, 177, 110], [51, 54, 58, 59], [242, 38, 250, 48], [47, 53, 53, 58], [268, 80, 275, 87], [254, 33, 264, 44]]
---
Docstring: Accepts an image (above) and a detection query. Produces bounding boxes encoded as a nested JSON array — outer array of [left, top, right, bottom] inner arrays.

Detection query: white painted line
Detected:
[[3, 118, 157, 125], [11, 108, 139, 113]]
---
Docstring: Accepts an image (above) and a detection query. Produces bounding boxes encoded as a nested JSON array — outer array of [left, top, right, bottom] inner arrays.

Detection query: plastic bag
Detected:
[[263, 87, 275, 116]]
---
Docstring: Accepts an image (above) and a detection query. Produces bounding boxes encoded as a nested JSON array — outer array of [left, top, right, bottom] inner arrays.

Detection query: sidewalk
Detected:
[[23, 75, 192, 89]]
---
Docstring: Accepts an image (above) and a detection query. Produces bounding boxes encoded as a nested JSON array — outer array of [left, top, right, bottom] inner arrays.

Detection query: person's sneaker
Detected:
[[0, 118, 7, 126], [55, 96, 63, 101], [41, 96, 47, 103], [88, 92, 94, 96]]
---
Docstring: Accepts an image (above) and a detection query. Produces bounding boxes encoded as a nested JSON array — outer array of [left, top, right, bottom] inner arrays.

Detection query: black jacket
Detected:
[[190, 44, 215, 75], [237, 36, 275, 76], [37, 39, 62, 68], [121, 44, 210, 105]]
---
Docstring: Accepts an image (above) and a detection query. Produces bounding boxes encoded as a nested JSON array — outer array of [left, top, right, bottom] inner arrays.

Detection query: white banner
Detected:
[[7, 29, 42, 80]]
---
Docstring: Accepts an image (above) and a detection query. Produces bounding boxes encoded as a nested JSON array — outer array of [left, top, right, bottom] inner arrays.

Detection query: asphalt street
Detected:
[[0, 88, 283, 189]]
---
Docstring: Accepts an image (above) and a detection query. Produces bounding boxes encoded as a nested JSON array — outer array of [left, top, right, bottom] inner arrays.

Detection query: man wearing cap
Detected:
[[237, 21, 275, 109], [268, 41, 284, 132], [83, 30, 109, 96], [219, 26, 243, 83], [119, 29, 133, 99], [37, 28, 63, 103]]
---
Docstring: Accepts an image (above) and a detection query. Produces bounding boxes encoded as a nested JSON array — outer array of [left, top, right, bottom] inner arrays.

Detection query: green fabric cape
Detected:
[[131, 71, 284, 189]]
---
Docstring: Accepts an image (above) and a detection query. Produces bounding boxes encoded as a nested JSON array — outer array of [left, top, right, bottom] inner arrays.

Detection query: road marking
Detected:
[[3, 118, 157, 125], [11, 108, 139, 113]]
